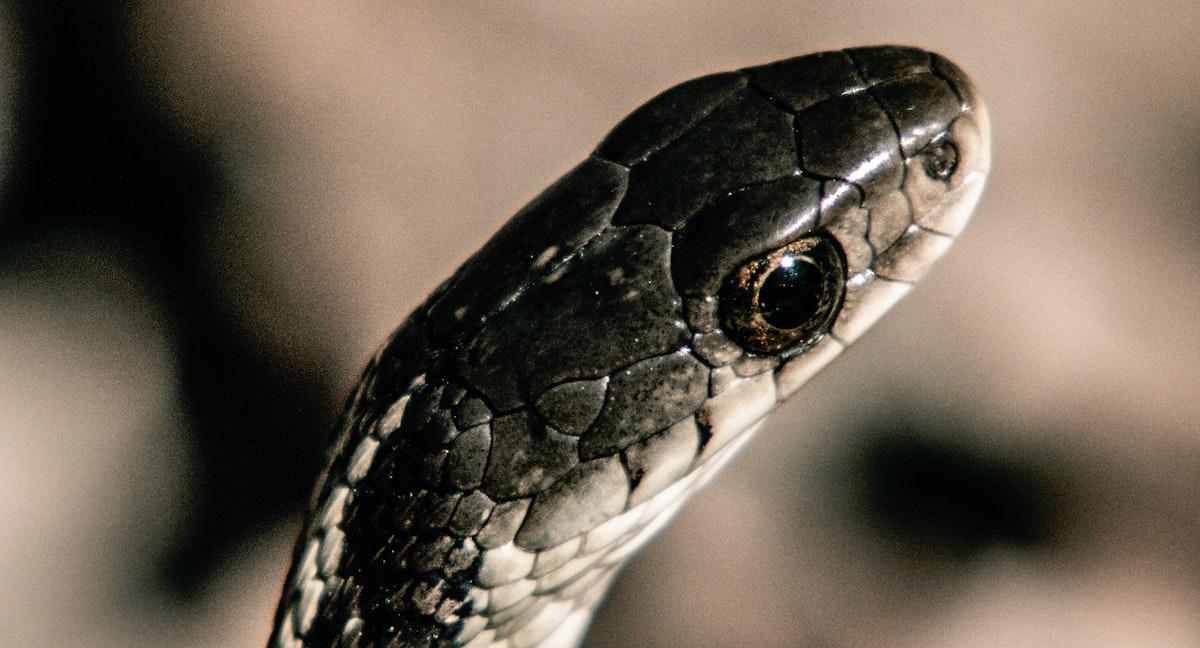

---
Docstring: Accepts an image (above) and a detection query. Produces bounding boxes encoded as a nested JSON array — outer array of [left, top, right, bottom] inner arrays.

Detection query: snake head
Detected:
[[271, 45, 990, 648], [667, 45, 992, 400]]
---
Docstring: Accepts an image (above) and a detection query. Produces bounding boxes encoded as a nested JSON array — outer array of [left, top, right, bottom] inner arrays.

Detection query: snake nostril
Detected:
[[922, 140, 959, 180], [846, 420, 1067, 560]]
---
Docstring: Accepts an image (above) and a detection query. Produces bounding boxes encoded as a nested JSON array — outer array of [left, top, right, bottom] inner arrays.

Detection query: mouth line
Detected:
[[912, 170, 989, 239]]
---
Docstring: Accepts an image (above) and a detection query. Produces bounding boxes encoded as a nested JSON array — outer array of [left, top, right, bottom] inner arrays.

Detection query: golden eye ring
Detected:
[[718, 235, 846, 354]]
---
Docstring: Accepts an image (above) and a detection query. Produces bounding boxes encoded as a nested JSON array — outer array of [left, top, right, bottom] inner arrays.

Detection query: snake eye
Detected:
[[922, 139, 959, 180], [719, 235, 846, 354]]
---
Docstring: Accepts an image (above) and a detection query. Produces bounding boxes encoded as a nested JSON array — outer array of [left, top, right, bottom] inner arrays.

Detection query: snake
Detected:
[[267, 45, 991, 648]]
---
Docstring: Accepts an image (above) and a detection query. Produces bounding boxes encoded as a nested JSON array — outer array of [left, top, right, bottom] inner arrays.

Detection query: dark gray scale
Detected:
[[744, 49, 865, 113], [671, 175, 821, 299], [425, 156, 628, 349], [533, 376, 609, 437], [451, 396, 491, 430], [268, 45, 985, 648], [443, 425, 490, 491], [846, 45, 932, 83], [423, 491, 462, 529], [683, 297, 720, 334], [475, 500, 531, 549], [611, 90, 798, 230], [595, 71, 747, 166], [580, 352, 709, 460], [931, 53, 977, 110], [446, 492, 493, 538], [872, 74, 962, 156], [481, 412, 578, 500], [455, 224, 685, 412], [422, 410, 459, 447], [417, 449, 449, 486], [795, 90, 904, 208], [690, 330, 742, 367]]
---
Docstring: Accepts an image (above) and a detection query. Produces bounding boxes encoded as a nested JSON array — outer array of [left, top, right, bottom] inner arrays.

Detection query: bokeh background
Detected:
[[1, 2, 1198, 646]]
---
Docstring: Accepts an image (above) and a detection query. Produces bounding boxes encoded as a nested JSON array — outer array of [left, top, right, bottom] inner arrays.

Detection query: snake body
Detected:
[[269, 45, 990, 648]]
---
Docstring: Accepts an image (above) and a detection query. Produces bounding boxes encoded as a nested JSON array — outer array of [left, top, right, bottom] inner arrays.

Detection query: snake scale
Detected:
[[268, 45, 991, 648]]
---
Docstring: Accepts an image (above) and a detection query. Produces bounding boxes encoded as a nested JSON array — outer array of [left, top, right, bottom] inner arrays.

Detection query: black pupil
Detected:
[[757, 257, 823, 330]]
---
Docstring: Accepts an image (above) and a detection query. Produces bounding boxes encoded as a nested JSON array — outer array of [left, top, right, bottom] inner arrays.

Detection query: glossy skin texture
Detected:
[[270, 46, 990, 648]]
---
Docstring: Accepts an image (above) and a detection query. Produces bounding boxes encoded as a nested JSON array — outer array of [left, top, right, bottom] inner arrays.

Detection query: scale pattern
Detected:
[[269, 45, 989, 648]]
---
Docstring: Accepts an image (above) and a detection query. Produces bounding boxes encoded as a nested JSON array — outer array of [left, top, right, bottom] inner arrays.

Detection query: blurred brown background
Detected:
[[1, 2, 1198, 647]]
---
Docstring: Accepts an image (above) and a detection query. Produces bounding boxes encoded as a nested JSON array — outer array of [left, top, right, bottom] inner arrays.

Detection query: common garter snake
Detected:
[[269, 44, 991, 648]]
